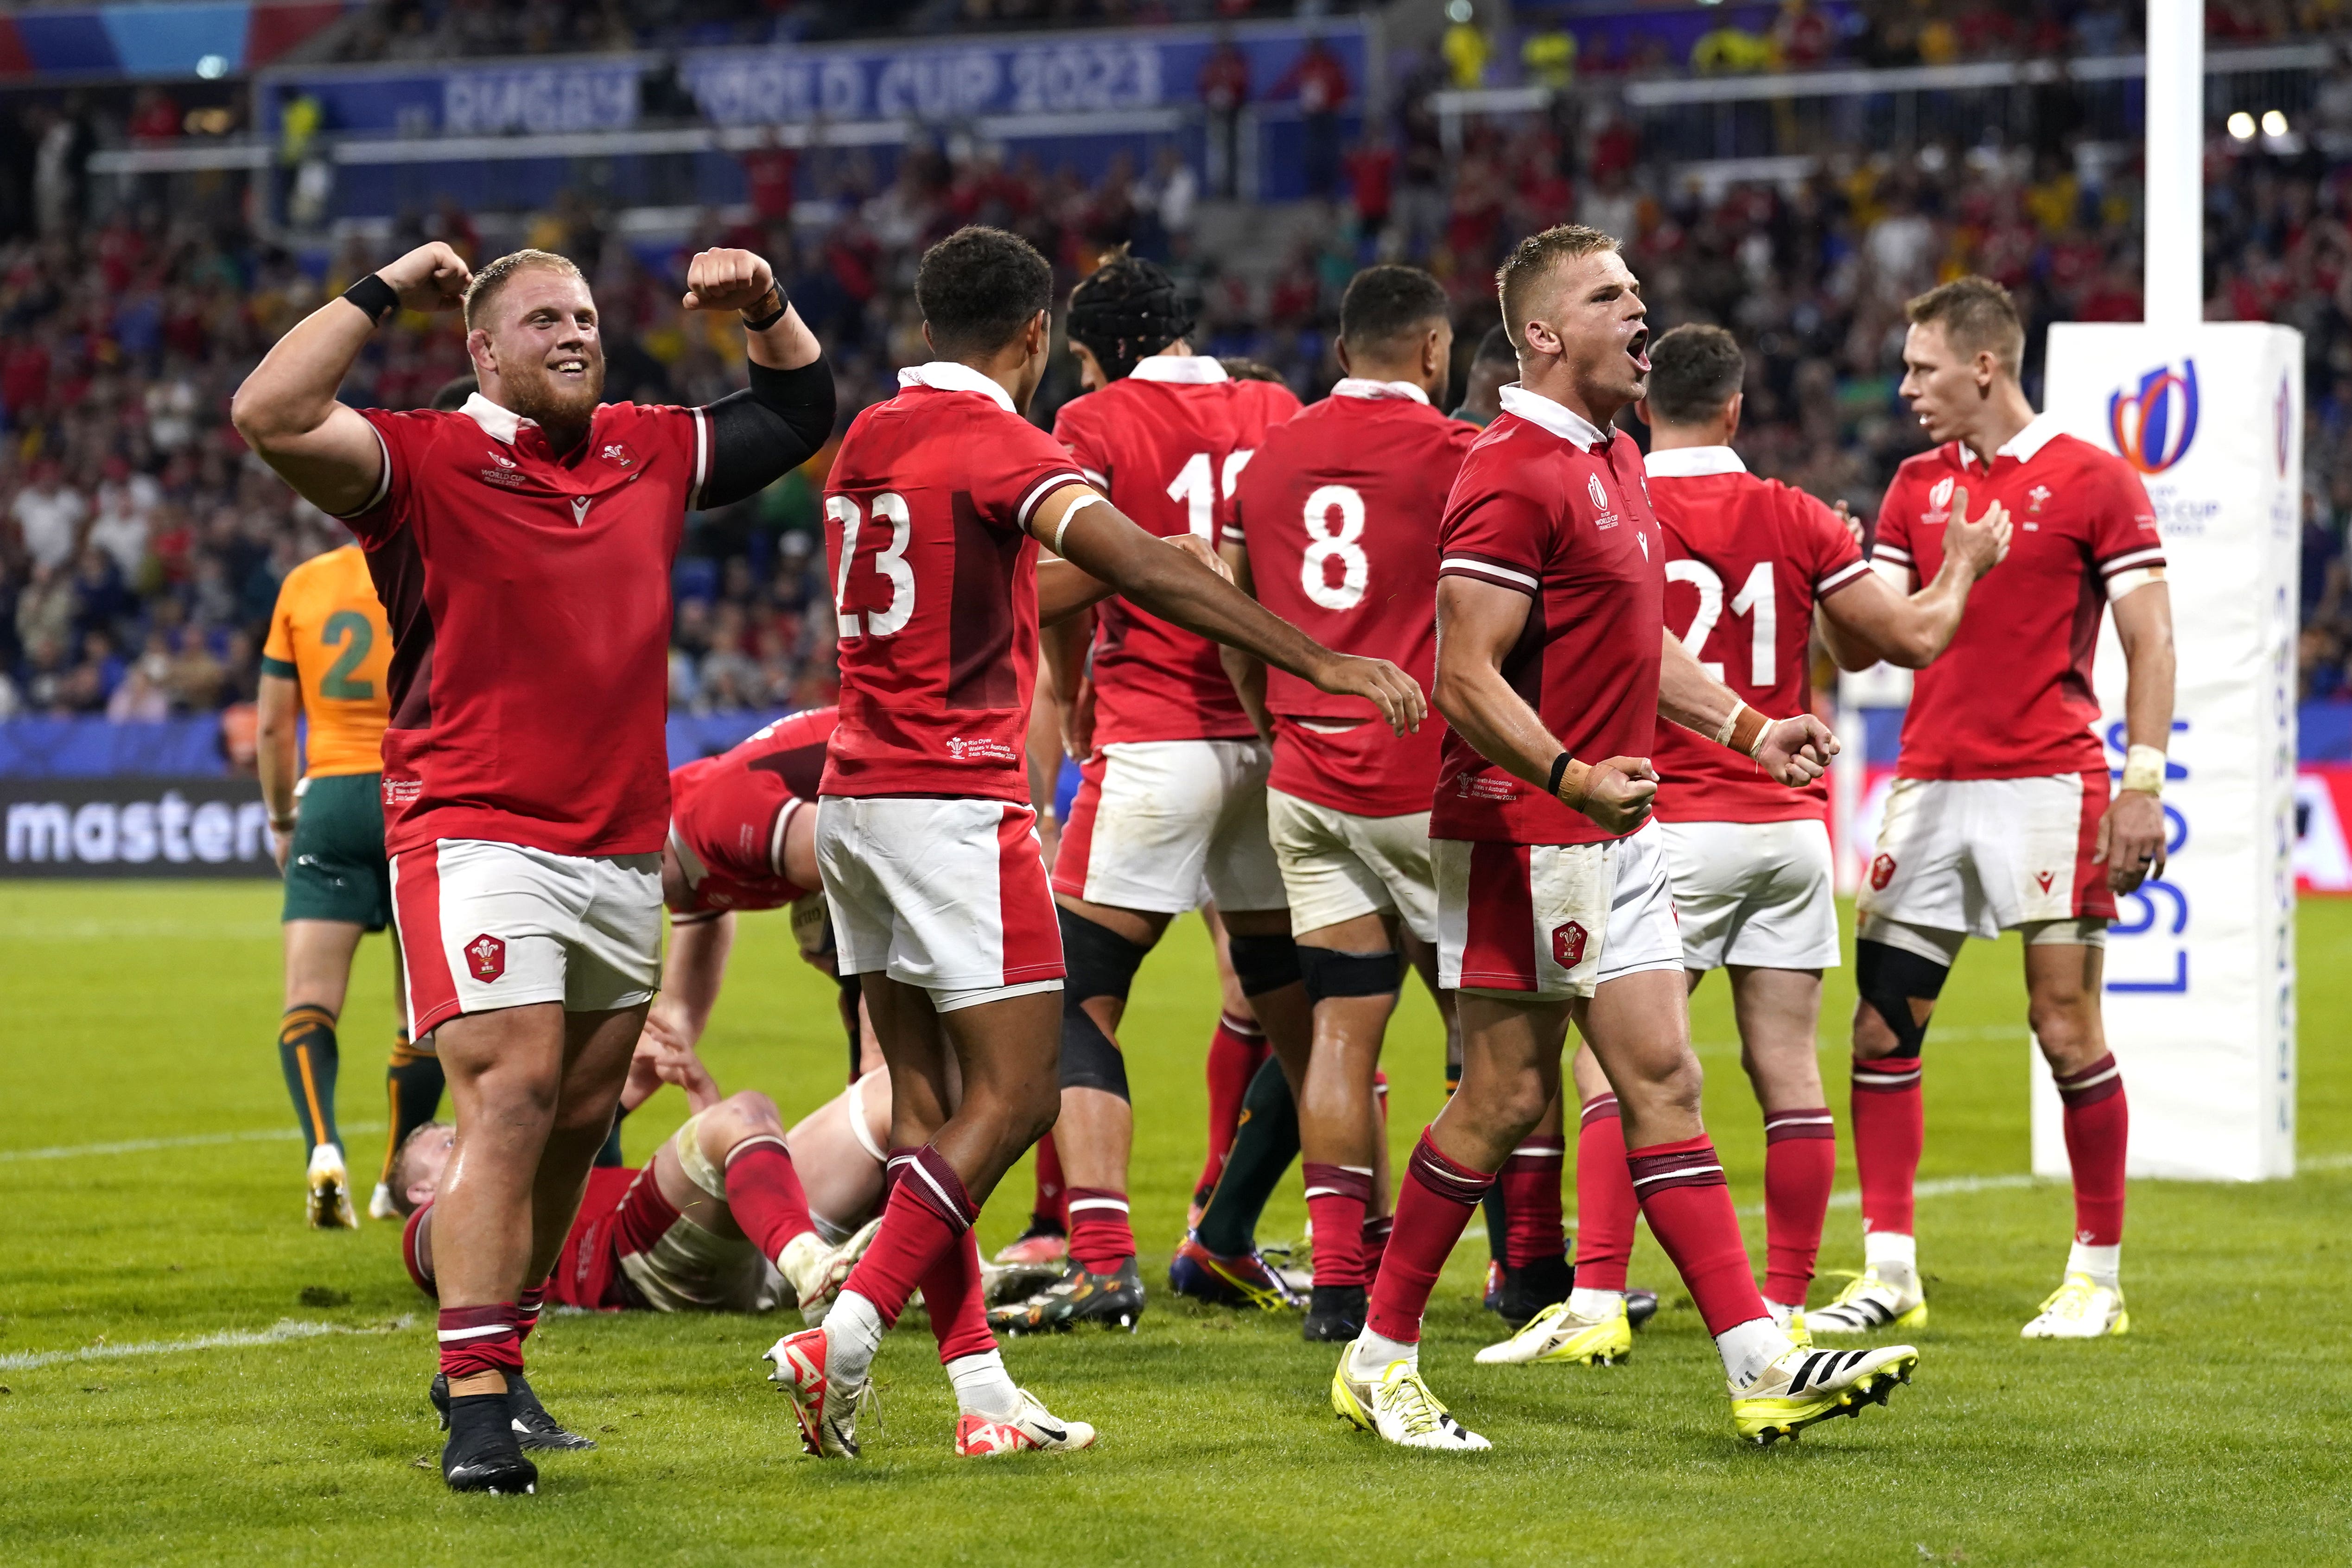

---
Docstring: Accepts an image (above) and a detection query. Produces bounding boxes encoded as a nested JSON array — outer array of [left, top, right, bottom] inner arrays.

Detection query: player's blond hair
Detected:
[[1494, 225, 1621, 355], [386, 1120, 453, 1217], [463, 248, 587, 332], [1906, 275, 2025, 380]]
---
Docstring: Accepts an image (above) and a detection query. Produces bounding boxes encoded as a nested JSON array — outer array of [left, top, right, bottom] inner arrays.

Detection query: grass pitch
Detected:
[[2, 883, 2348, 1566]]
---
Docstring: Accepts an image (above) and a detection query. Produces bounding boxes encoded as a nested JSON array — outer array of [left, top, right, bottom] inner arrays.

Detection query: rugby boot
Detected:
[[2020, 1273, 2129, 1339], [306, 1143, 357, 1230], [1474, 1297, 1634, 1366], [988, 1256, 1144, 1334], [1806, 1265, 1927, 1335], [441, 1390, 538, 1494], [1167, 1236, 1300, 1310], [1301, 1283, 1367, 1343], [1730, 1342, 1920, 1445], [954, 1390, 1099, 1456], [432, 1372, 596, 1451], [1330, 1344, 1489, 1452]]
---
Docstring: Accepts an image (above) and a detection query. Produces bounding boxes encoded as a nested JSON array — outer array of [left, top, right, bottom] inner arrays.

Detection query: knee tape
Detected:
[[1227, 932, 1303, 997], [1854, 938, 1951, 1060], [1059, 998, 1131, 1099], [1059, 906, 1150, 1003], [1297, 946, 1402, 1004]]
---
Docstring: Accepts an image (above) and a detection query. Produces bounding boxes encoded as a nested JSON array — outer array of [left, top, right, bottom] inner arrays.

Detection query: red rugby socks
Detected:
[[1364, 1130, 1495, 1343], [1850, 1056, 1924, 1240], [1761, 1107, 1837, 1311], [1572, 1094, 1637, 1293], [724, 1135, 816, 1262]]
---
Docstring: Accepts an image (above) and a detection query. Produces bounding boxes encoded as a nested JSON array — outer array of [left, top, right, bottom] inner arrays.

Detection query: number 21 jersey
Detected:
[[819, 362, 1086, 803]]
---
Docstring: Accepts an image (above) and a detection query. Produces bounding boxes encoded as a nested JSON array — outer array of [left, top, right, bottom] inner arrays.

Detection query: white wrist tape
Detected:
[[1052, 493, 1105, 555], [1712, 700, 1748, 749], [2121, 743, 2167, 796]]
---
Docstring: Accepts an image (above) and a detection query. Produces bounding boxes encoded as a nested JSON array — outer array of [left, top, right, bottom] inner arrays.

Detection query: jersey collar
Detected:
[[1497, 383, 1608, 451], [898, 360, 1017, 414], [461, 392, 534, 446], [1995, 413, 2064, 465], [1129, 354, 1229, 385], [1331, 377, 1430, 404], [1643, 444, 1746, 477]]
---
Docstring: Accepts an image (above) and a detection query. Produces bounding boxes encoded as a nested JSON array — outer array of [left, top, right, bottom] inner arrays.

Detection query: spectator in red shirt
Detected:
[[1344, 133, 1396, 240], [1200, 36, 1252, 198], [1278, 36, 1352, 200], [743, 130, 799, 225]]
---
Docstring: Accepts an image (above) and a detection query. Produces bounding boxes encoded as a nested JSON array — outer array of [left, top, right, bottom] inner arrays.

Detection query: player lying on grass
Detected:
[[1332, 224, 1916, 1451], [391, 1026, 879, 1445], [764, 225, 1423, 1462], [233, 237, 834, 1494], [1483, 321, 2012, 1367]]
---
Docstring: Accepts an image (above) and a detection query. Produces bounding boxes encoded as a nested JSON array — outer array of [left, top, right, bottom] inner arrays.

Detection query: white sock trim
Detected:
[[2066, 1240, 2121, 1290], [1568, 1287, 1624, 1321], [1350, 1328, 1418, 1377], [946, 1349, 1022, 1419], [1864, 1230, 1917, 1273], [1716, 1316, 1793, 1390]]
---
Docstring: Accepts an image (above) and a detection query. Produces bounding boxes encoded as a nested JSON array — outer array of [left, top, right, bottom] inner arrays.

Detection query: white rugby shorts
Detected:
[[816, 795, 1064, 1009], [1052, 738, 1286, 914], [1856, 770, 2117, 940], [1267, 789, 1437, 943], [1435, 820, 1682, 1001], [1660, 818, 1841, 972], [390, 838, 662, 1036]]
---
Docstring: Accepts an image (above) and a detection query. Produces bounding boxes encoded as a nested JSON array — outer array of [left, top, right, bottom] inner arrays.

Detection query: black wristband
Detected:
[[742, 284, 788, 333], [1547, 751, 1573, 801], [342, 273, 399, 326]]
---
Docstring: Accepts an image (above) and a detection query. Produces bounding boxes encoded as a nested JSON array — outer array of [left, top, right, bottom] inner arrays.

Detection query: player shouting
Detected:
[[1218, 265, 1474, 1342], [1332, 225, 1919, 1453], [232, 239, 835, 1493], [1810, 278, 2174, 1342], [762, 226, 1423, 1460], [1026, 252, 1312, 1328], [1487, 323, 2011, 1365]]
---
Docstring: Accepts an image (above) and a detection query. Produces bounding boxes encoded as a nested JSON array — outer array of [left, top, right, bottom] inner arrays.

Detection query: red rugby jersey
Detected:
[[1646, 447, 1869, 825], [819, 363, 1086, 802], [1227, 380, 1473, 816], [1054, 355, 1301, 747], [667, 706, 838, 914], [548, 1165, 642, 1309], [1432, 386, 1664, 846], [348, 395, 701, 859], [1874, 417, 2164, 781]]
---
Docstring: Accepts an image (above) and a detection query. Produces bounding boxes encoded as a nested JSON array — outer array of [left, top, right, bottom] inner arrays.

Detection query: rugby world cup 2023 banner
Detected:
[[2040, 324, 2300, 1181]]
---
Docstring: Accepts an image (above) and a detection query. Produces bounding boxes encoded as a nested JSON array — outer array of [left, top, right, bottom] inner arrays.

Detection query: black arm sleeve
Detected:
[[697, 355, 836, 510]]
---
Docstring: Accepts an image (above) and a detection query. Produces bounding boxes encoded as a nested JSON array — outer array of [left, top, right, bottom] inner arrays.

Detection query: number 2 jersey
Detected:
[[1227, 379, 1475, 816], [819, 362, 1086, 803], [1644, 446, 1869, 824], [1053, 355, 1301, 747], [260, 542, 392, 780], [1873, 415, 2165, 781]]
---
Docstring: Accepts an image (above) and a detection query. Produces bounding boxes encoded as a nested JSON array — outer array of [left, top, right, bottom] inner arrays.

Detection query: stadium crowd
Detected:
[[6, 28, 2352, 723]]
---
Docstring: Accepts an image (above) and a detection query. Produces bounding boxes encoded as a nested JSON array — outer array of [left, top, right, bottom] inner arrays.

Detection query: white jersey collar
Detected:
[[898, 360, 1018, 414], [1996, 413, 2064, 464], [1331, 377, 1430, 404], [1129, 354, 1229, 385], [462, 392, 534, 445], [1643, 444, 1747, 477], [1497, 383, 1608, 451]]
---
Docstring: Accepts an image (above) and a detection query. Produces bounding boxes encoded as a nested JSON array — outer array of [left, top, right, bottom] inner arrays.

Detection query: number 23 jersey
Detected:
[[819, 362, 1086, 803]]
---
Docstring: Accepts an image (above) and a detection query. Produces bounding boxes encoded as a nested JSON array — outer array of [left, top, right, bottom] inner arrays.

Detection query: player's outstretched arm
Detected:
[[230, 241, 471, 517], [1040, 485, 1425, 735], [1819, 486, 2012, 670], [1657, 628, 1839, 787], [2098, 579, 2176, 893], [1036, 533, 1229, 627], [680, 248, 837, 510], [641, 901, 737, 1064], [1432, 575, 1656, 833], [1214, 541, 1277, 743]]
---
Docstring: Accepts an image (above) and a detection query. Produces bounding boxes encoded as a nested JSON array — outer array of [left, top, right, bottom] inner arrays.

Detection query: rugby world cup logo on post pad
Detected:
[[2107, 359, 2199, 475]]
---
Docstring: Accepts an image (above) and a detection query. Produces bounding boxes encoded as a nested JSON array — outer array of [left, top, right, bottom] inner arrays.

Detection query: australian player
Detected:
[[1810, 278, 2174, 1341], [1023, 251, 1314, 1327], [763, 225, 1423, 1461], [1333, 225, 1919, 1452], [232, 239, 835, 1492], [256, 537, 404, 1229], [1217, 265, 1473, 1342], [1486, 322, 2013, 1365]]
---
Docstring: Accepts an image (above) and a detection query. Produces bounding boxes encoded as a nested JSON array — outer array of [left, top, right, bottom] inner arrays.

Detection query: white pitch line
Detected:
[[0, 1123, 385, 1163], [0, 1315, 415, 1372]]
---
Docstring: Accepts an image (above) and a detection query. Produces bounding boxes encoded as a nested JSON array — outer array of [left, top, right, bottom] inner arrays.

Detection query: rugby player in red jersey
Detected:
[[1332, 226, 1919, 1452], [1217, 265, 1472, 1343], [232, 240, 834, 1492], [1014, 253, 1314, 1329], [1809, 278, 2174, 1342], [1487, 323, 2010, 1365], [762, 227, 1422, 1460]]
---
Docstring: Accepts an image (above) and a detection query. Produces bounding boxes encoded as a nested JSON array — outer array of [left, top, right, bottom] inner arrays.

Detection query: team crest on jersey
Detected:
[[464, 933, 507, 983], [1869, 853, 1897, 891], [1551, 921, 1589, 969], [2027, 485, 2051, 513], [600, 442, 636, 469]]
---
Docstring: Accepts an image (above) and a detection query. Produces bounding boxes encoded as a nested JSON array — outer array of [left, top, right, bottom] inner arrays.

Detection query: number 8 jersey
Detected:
[[819, 361, 1087, 802]]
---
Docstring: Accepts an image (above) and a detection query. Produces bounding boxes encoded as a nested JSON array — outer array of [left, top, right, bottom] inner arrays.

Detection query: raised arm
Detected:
[[1819, 486, 2011, 670], [2098, 579, 2176, 893], [230, 242, 472, 517], [677, 248, 837, 510], [1035, 484, 1424, 735], [1431, 574, 1655, 833]]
